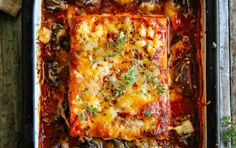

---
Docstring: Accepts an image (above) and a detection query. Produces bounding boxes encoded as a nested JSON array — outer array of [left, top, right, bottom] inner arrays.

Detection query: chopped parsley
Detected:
[[80, 110, 86, 121], [104, 49, 123, 58], [78, 102, 98, 120], [92, 107, 98, 116], [104, 32, 127, 58], [114, 66, 137, 97], [85, 102, 98, 116], [86, 102, 91, 110], [144, 111, 153, 117], [145, 70, 159, 85], [123, 67, 136, 85], [145, 70, 165, 94], [114, 85, 126, 97], [116, 32, 128, 46], [76, 95, 82, 102], [158, 86, 166, 94]]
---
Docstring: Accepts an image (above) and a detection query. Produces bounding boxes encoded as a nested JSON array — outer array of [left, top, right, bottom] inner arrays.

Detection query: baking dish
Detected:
[[22, 0, 219, 147]]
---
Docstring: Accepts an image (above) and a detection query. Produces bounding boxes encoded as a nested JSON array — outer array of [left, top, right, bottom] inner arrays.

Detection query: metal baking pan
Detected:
[[22, 0, 219, 147]]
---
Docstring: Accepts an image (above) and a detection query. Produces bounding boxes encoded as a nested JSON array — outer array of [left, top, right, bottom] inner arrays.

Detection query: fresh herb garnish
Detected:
[[114, 85, 126, 97], [221, 116, 236, 147], [104, 32, 127, 58], [76, 95, 82, 102], [146, 70, 159, 85], [80, 110, 86, 121], [104, 49, 123, 58], [116, 32, 128, 46], [114, 66, 137, 97], [123, 67, 136, 85], [145, 70, 165, 94], [86, 102, 91, 111], [78, 102, 98, 119], [92, 107, 98, 116], [158, 86, 165, 94], [85, 102, 98, 116], [144, 111, 153, 117]]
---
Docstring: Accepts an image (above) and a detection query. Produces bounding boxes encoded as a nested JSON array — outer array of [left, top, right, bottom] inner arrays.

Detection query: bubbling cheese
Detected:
[[69, 15, 169, 141]]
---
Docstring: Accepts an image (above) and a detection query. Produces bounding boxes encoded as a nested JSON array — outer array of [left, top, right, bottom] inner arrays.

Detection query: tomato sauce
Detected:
[[39, 0, 203, 147]]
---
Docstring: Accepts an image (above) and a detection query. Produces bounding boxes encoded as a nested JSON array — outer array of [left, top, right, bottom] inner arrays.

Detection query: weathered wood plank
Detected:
[[218, 0, 231, 147], [0, 12, 22, 147], [230, 0, 236, 122]]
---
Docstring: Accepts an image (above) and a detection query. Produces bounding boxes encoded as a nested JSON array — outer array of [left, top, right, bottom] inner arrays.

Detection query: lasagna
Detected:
[[68, 15, 169, 140], [38, 0, 204, 147]]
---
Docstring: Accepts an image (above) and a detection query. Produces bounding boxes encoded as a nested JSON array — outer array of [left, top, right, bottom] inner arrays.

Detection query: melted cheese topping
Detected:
[[69, 15, 169, 140]]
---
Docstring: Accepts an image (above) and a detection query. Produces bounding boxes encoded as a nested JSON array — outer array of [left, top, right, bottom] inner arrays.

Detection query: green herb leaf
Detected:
[[77, 102, 97, 119], [144, 111, 153, 117], [114, 85, 126, 97], [85, 102, 89, 108], [221, 116, 232, 127], [104, 49, 123, 58], [145, 70, 165, 94], [116, 32, 127, 46], [113, 49, 123, 56], [123, 67, 136, 85], [76, 95, 82, 102], [85, 102, 98, 116], [92, 107, 98, 116], [145, 70, 159, 85], [221, 116, 236, 147], [80, 110, 86, 121], [104, 32, 127, 59], [158, 86, 165, 94], [86, 103, 92, 115]]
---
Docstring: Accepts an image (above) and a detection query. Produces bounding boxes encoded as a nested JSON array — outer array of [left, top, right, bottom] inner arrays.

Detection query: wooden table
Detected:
[[0, 1, 235, 147], [0, 12, 22, 147]]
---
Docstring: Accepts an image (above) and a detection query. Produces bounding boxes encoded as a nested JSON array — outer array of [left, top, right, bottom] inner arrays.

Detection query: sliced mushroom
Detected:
[[172, 56, 198, 97], [113, 139, 126, 148], [51, 22, 70, 51], [45, 0, 68, 12], [82, 137, 104, 148], [45, 60, 66, 87]]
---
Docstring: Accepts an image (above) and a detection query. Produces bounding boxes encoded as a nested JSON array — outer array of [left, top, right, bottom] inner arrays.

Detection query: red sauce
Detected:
[[39, 0, 203, 147]]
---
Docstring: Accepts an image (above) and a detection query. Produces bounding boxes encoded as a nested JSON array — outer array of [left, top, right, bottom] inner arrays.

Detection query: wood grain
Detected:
[[230, 0, 236, 122], [0, 12, 22, 147], [218, 0, 231, 147]]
